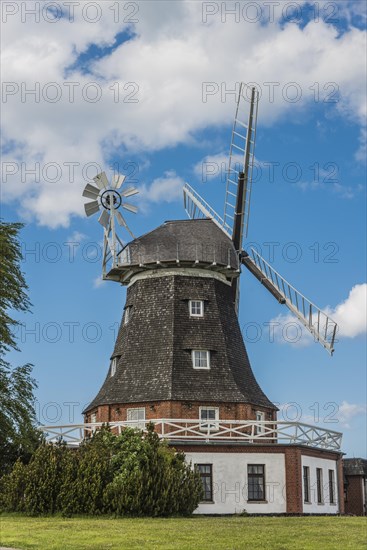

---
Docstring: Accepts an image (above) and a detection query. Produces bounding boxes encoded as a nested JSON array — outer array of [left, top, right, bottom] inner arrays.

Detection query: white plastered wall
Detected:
[[301, 455, 339, 514], [185, 451, 287, 514]]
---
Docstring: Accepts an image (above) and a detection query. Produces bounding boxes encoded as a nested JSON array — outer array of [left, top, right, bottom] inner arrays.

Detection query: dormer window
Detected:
[[124, 307, 131, 325], [189, 300, 204, 317], [110, 357, 117, 377], [192, 350, 210, 369]]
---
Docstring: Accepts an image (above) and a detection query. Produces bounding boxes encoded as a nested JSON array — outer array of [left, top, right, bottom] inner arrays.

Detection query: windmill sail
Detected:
[[181, 82, 338, 355], [242, 248, 338, 354], [183, 183, 232, 238], [224, 83, 259, 247]]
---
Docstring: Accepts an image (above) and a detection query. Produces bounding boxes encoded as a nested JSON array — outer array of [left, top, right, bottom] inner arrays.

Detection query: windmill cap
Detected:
[[106, 219, 240, 284]]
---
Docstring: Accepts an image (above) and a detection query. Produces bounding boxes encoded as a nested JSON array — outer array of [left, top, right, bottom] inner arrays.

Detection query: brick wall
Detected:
[[337, 456, 345, 515], [284, 447, 303, 513], [85, 400, 277, 424], [345, 476, 365, 515]]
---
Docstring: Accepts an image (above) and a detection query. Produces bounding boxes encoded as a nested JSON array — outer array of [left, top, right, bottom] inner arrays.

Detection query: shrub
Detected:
[[0, 424, 203, 517], [0, 458, 27, 512], [104, 424, 202, 516]]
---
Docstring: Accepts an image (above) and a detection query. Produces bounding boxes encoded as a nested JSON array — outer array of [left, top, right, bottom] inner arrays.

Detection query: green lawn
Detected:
[[0, 515, 366, 550]]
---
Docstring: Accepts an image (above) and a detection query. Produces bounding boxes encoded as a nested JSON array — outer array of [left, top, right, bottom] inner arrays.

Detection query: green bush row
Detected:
[[0, 424, 203, 517]]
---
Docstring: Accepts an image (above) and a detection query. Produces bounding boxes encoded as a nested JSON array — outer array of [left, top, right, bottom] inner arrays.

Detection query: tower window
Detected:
[[189, 300, 204, 317], [127, 407, 145, 429], [124, 307, 131, 325], [192, 350, 210, 369], [255, 411, 265, 435], [199, 407, 219, 431], [110, 357, 117, 377], [90, 412, 97, 432]]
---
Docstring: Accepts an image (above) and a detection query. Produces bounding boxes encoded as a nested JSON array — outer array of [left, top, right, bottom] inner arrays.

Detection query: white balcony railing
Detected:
[[39, 419, 342, 452]]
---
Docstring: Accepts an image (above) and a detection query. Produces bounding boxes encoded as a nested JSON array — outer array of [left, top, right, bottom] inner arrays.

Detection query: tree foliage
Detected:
[[0, 425, 203, 517], [0, 221, 31, 354], [0, 221, 41, 473], [105, 424, 202, 516]]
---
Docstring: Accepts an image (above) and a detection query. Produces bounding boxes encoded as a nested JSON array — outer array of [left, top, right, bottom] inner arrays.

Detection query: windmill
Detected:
[[82, 171, 139, 278], [74, 93, 344, 518], [183, 83, 338, 355]]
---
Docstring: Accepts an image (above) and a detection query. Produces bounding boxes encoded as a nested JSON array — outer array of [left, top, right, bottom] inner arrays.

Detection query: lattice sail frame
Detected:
[[224, 83, 259, 244], [242, 249, 338, 354], [182, 82, 338, 355]]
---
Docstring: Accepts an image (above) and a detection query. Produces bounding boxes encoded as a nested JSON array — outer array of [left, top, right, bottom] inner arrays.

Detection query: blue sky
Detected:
[[1, 1, 366, 457]]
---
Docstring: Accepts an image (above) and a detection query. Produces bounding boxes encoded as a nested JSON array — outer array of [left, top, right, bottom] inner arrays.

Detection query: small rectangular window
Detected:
[[255, 411, 265, 435], [90, 412, 97, 432], [124, 307, 130, 325], [196, 464, 213, 502], [316, 468, 323, 504], [200, 407, 219, 431], [303, 466, 310, 503], [192, 350, 210, 369], [248, 464, 265, 501], [189, 300, 204, 317], [127, 407, 145, 429], [110, 357, 117, 377], [328, 469, 335, 504]]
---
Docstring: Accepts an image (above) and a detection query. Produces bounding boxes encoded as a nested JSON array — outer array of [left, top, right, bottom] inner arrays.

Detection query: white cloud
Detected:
[[296, 179, 365, 199], [338, 400, 367, 428], [355, 127, 367, 163], [326, 283, 367, 338], [267, 312, 315, 348], [194, 152, 229, 182], [67, 230, 87, 243], [139, 170, 185, 203], [93, 275, 106, 289], [278, 399, 366, 429], [268, 283, 367, 348], [1, 1, 366, 226]]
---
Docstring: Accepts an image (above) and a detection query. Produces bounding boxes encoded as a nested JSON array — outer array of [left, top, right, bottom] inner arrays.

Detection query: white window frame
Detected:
[[255, 410, 265, 435], [127, 407, 146, 429], [110, 357, 117, 377], [189, 300, 204, 317], [199, 406, 219, 432], [124, 307, 130, 325], [192, 350, 210, 370], [91, 412, 97, 432]]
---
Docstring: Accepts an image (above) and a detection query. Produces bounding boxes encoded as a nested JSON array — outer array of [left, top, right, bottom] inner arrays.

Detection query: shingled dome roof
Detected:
[[107, 219, 240, 283]]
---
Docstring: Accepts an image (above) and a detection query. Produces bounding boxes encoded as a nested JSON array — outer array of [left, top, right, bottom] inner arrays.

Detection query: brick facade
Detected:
[[345, 476, 365, 515], [343, 458, 366, 516], [85, 400, 276, 424]]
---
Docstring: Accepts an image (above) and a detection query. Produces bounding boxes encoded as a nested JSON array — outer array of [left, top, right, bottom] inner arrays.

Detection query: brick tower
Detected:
[[84, 219, 277, 426]]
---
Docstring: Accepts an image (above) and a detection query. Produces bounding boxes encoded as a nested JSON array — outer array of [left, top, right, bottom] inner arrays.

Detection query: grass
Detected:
[[0, 514, 366, 550]]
